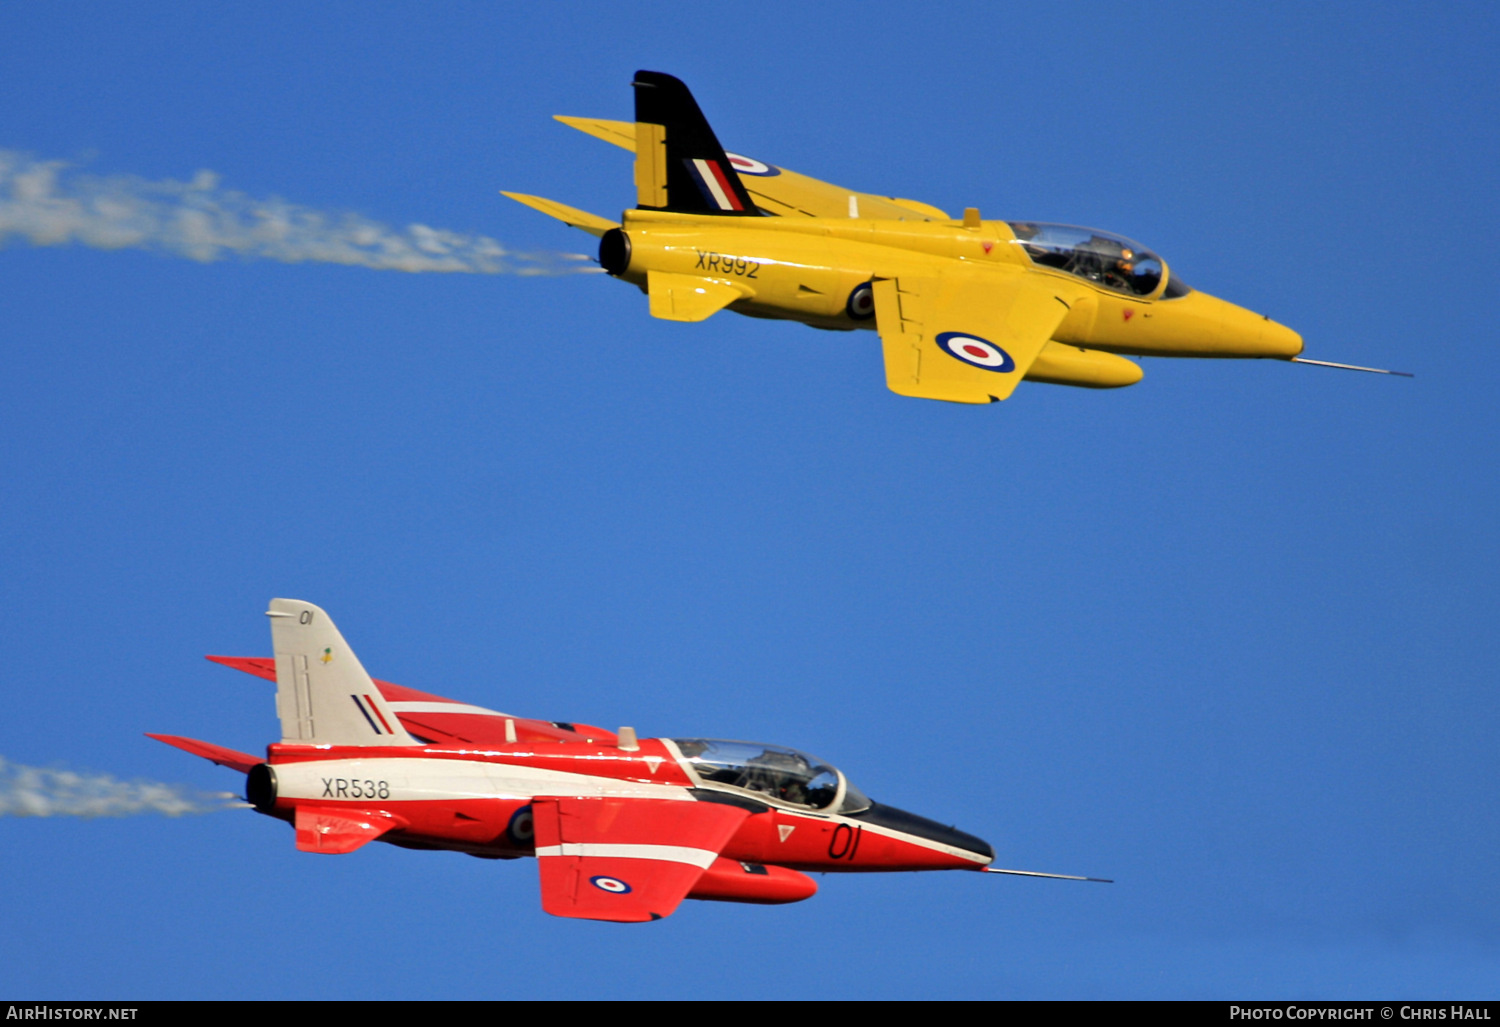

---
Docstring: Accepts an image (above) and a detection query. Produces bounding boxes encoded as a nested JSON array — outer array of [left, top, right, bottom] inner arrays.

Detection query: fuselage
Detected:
[[250, 736, 993, 874], [603, 209, 1302, 381]]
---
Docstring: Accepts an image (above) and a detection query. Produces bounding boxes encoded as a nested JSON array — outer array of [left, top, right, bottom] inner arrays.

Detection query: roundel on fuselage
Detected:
[[505, 805, 535, 847], [589, 875, 632, 894], [935, 332, 1016, 373], [846, 282, 875, 320], [725, 153, 781, 177]]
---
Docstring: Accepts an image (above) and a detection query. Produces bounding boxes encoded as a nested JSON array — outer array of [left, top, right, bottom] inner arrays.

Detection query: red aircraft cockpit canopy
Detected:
[[1007, 221, 1189, 299], [671, 739, 872, 814]]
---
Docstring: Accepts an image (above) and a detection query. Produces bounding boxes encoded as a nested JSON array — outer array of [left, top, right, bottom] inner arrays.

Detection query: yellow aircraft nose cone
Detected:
[[1259, 317, 1303, 358], [1217, 298, 1304, 358]]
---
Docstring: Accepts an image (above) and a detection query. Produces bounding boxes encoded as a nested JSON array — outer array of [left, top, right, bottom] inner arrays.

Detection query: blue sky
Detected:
[[1, 1, 1496, 1000]]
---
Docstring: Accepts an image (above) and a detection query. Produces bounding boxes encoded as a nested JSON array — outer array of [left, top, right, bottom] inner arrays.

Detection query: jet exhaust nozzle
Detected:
[[246, 763, 278, 812], [599, 228, 632, 276]]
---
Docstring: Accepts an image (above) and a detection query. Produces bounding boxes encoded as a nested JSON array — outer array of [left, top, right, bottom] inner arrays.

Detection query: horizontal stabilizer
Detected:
[[499, 192, 619, 238], [647, 271, 751, 322], [206, 654, 277, 681], [294, 805, 404, 854], [145, 733, 259, 774], [553, 115, 635, 151]]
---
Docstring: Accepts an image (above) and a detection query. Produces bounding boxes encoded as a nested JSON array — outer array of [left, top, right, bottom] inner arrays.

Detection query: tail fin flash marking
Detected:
[[351, 695, 382, 734], [687, 159, 744, 212], [364, 695, 395, 734]]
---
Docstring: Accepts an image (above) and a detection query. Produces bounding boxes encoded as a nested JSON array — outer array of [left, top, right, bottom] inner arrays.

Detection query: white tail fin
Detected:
[[266, 599, 418, 746]]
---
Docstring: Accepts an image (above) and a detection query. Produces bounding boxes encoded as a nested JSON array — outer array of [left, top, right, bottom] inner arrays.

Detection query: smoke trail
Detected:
[[0, 150, 599, 275], [0, 756, 248, 818]]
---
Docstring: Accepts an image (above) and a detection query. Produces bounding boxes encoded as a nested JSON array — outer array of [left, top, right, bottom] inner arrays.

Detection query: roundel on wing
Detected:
[[590, 875, 632, 894], [846, 281, 876, 320], [725, 152, 781, 177], [935, 332, 1016, 373]]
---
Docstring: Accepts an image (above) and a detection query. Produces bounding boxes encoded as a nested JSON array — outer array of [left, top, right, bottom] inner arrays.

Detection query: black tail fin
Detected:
[[632, 71, 761, 217]]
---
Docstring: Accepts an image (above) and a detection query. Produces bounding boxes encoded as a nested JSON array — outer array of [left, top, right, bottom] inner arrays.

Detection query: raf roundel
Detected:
[[935, 332, 1016, 373], [725, 152, 781, 178], [590, 875, 633, 895], [505, 805, 535, 847], [846, 281, 876, 320]]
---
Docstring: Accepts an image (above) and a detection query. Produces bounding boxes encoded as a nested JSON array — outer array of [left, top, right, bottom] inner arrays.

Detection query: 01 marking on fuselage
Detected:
[[828, 823, 863, 861]]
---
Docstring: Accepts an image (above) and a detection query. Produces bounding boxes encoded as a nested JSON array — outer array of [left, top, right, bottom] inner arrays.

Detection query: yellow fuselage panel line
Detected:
[[609, 209, 1301, 360]]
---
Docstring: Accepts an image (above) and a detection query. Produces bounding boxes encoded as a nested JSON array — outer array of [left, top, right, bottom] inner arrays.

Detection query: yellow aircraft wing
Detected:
[[872, 273, 1082, 403], [554, 116, 949, 221]]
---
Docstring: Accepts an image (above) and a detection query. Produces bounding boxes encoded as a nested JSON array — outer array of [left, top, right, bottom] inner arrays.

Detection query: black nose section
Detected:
[[845, 802, 993, 860]]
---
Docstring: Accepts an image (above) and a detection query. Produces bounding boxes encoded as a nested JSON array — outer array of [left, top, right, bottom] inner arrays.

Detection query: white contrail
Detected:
[[0, 149, 600, 275], [0, 756, 248, 818]]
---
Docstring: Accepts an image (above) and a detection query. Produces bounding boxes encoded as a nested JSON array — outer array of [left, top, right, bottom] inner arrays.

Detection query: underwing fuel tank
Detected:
[[685, 856, 818, 905], [1027, 343, 1144, 388]]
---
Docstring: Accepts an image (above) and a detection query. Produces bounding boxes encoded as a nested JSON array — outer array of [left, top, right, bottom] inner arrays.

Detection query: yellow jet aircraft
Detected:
[[506, 71, 1406, 404]]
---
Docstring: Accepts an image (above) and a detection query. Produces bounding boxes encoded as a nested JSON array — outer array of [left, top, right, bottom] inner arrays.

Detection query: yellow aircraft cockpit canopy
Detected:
[[1007, 222, 1190, 299], [672, 738, 872, 813]]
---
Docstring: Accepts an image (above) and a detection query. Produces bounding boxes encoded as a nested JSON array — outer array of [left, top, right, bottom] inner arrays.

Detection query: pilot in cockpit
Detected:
[[742, 749, 811, 805]]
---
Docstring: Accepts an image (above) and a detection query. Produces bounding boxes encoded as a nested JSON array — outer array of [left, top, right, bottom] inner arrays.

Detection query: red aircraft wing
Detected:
[[532, 796, 750, 923]]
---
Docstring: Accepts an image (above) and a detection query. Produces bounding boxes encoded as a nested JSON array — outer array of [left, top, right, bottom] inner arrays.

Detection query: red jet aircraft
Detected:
[[151, 599, 1108, 922]]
